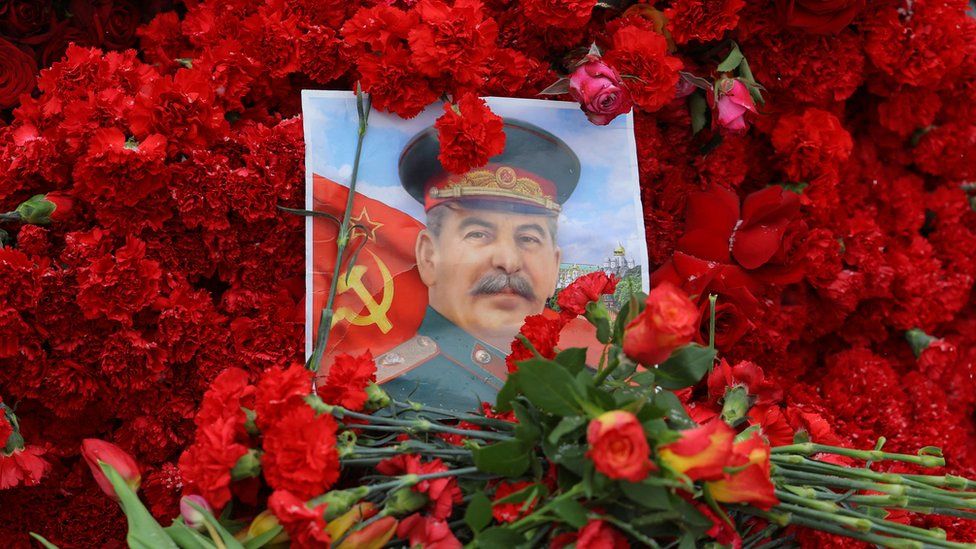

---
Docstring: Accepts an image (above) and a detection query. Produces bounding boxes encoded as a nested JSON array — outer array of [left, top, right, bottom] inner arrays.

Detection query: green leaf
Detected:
[[631, 371, 655, 387], [100, 463, 178, 549], [494, 372, 520, 413], [689, 93, 708, 136], [906, 328, 936, 358], [585, 301, 612, 344], [654, 344, 716, 390], [473, 440, 531, 477], [511, 400, 541, 445], [614, 292, 645, 342], [551, 498, 588, 528], [242, 524, 283, 549], [465, 492, 494, 534], [163, 522, 217, 549], [477, 527, 527, 547], [554, 347, 588, 376], [29, 533, 61, 549], [621, 481, 671, 510], [183, 500, 245, 549], [517, 358, 581, 416], [548, 416, 587, 445], [717, 43, 744, 72], [651, 391, 697, 431]]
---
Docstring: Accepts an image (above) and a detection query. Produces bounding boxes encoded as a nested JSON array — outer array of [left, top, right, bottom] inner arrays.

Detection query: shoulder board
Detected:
[[375, 335, 440, 384]]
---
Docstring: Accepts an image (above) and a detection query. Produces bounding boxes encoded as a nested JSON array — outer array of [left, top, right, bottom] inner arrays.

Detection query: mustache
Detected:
[[470, 272, 536, 301]]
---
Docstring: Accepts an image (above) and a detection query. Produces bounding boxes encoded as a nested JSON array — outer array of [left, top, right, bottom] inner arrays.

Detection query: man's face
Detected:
[[416, 204, 561, 348]]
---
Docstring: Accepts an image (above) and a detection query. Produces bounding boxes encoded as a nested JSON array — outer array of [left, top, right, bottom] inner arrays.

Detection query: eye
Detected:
[[465, 230, 489, 241], [518, 234, 542, 245]]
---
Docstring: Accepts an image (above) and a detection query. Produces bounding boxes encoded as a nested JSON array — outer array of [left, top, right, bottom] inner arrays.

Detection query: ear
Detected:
[[416, 230, 438, 286], [543, 245, 562, 298]]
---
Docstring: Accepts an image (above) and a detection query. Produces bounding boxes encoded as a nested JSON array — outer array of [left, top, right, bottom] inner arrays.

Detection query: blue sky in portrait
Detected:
[[302, 91, 648, 277]]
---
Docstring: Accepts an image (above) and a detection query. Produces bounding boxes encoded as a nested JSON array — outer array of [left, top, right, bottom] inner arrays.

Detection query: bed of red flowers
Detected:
[[2, 0, 976, 546]]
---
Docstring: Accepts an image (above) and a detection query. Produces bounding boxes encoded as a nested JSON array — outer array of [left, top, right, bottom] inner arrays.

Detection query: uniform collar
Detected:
[[421, 306, 508, 382]]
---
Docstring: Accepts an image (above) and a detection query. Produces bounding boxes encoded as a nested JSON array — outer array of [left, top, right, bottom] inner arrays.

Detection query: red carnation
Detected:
[[507, 313, 568, 372], [492, 480, 539, 523], [377, 455, 462, 519], [407, 0, 498, 88], [73, 127, 169, 207], [577, 520, 630, 548], [586, 410, 655, 482], [603, 25, 682, 112], [75, 237, 163, 325], [177, 415, 249, 510], [435, 94, 506, 175], [521, 0, 597, 30], [396, 514, 462, 549], [0, 412, 12, 448], [319, 351, 376, 412], [0, 445, 51, 489], [268, 490, 332, 548], [557, 271, 618, 317], [0, 38, 37, 109], [255, 364, 313, 430], [770, 109, 852, 182], [195, 368, 255, 428], [776, 0, 864, 34], [665, 0, 746, 45], [706, 359, 782, 407], [261, 403, 340, 500]]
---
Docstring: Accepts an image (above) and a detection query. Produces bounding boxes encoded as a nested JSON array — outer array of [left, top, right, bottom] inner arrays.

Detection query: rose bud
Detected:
[[657, 420, 735, 481], [710, 77, 757, 133], [180, 495, 213, 530], [81, 439, 141, 500], [568, 56, 634, 126], [705, 432, 778, 510], [586, 410, 656, 482], [622, 282, 699, 366]]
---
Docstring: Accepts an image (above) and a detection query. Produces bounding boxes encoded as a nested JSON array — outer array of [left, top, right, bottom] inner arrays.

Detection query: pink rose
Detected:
[[568, 57, 634, 126], [711, 77, 757, 133]]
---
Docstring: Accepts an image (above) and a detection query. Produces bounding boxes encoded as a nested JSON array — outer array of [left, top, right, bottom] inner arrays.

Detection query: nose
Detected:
[[490, 238, 523, 274]]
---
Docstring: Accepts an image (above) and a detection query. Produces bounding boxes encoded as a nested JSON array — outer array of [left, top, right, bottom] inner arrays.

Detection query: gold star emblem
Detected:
[[351, 207, 384, 241]]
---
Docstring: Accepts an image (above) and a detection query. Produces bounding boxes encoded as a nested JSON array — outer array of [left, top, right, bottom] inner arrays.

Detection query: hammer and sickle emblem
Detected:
[[333, 248, 395, 333]]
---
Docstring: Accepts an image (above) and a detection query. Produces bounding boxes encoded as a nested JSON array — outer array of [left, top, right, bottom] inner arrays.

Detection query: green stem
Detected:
[[367, 466, 480, 493], [308, 87, 372, 373], [0, 212, 20, 222], [708, 294, 717, 351], [773, 443, 945, 468], [342, 420, 510, 442], [508, 484, 586, 531], [787, 515, 923, 549]]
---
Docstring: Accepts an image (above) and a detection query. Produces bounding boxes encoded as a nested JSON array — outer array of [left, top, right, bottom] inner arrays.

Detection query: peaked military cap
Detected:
[[399, 118, 581, 214]]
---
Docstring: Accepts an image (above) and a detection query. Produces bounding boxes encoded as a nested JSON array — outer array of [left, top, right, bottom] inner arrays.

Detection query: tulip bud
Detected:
[[242, 510, 287, 544], [364, 383, 391, 411], [180, 495, 213, 530], [81, 439, 141, 500], [326, 502, 379, 540], [336, 516, 398, 549]]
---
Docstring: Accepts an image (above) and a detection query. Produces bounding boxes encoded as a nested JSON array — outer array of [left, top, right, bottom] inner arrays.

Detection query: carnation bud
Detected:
[[179, 495, 213, 530], [230, 449, 262, 480], [383, 487, 428, 516], [720, 386, 751, 427], [906, 328, 937, 359], [13, 194, 56, 225], [316, 487, 370, 520], [364, 383, 391, 411], [81, 439, 141, 500]]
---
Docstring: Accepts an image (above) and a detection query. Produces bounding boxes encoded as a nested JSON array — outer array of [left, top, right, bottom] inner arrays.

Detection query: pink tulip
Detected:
[[81, 439, 141, 500], [180, 495, 213, 530]]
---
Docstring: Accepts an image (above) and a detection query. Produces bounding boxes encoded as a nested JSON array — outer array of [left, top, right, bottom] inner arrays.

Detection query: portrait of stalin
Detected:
[[375, 119, 581, 412]]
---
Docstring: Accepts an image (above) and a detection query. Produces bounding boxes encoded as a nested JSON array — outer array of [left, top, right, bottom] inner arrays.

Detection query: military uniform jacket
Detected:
[[376, 307, 508, 413]]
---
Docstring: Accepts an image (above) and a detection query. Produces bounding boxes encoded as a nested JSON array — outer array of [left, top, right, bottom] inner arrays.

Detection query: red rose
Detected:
[[268, 490, 332, 547], [622, 282, 698, 366], [603, 25, 682, 112], [705, 432, 778, 510], [0, 37, 37, 109], [81, 439, 141, 500], [657, 420, 735, 481], [261, 402, 340, 500], [568, 57, 633, 126], [69, 0, 141, 50], [0, 0, 54, 38], [435, 94, 506, 175], [396, 514, 462, 549], [557, 271, 618, 317], [576, 519, 630, 548], [255, 364, 313, 430], [319, 351, 376, 411], [776, 0, 865, 34], [586, 410, 655, 482]]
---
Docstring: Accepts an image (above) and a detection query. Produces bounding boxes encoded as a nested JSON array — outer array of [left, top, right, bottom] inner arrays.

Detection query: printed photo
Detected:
[[303, 91, 647, 410]]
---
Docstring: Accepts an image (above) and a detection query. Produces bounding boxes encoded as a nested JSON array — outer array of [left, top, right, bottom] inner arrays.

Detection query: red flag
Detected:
[[310, 174, 428, 375]]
